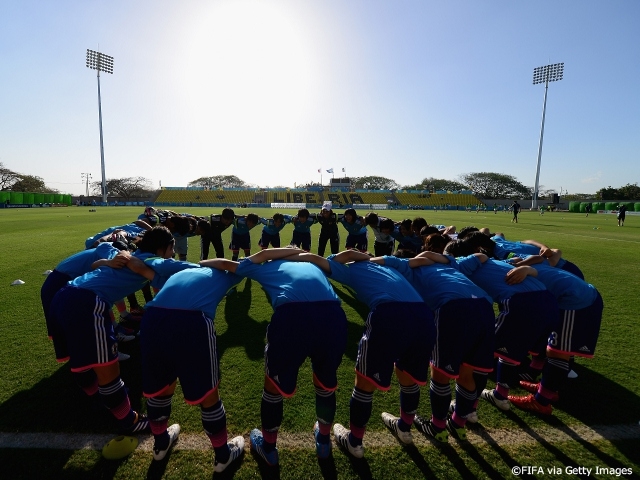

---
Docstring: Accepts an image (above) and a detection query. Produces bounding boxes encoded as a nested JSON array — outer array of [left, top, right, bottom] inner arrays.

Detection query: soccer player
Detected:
[[617, 204, 627, 226], [444, 240, 559, 416], [200, 248, 348, 465], [364, 212, 395, 256], [390, 219, 422, 258], [503, 253, 603, 415], [48, 226, 198, 434], [199, 208, 235, 260], [289, 208, 317, 252], [289, 250, 435, 457], [317, 202, 340, 256], [229, 213, 260, 261], [511, 200, 521, 223], [85, 220, 152, 249], [339, 208, 368, 252], [371, 251, 494, 442], [258, 213, 291, 249], [140, 267, 245, 470]]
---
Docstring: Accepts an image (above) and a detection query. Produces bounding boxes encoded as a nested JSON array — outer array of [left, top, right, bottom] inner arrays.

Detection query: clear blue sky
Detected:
[[1, 0, 638, 196]]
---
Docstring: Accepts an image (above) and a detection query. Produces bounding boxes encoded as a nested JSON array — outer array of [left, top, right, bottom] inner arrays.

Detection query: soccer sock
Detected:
[[453, 383, 476, 426], [429, 379, 451, 427], [495, 359, 519, 399], [243, 249, 251, 258], [315, 386, 335, 443], [260, 389, 283, 452], [202, 400, 230, 464], [537, 357, 569, 405], [399, 383, 420, 431], [231, 251, 239, 262], [147, 395, 173, 450], [98, 377, 136, 428], [74, 369, 98, 397], [473, 370, 489, 408], [349, 387, 373, 446]]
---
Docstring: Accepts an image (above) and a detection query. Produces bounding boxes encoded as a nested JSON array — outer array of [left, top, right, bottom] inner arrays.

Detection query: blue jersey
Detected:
[[85, 223, 146, 249], [236, 259, 339, 309], [70, 252, 198, 305], [326, 255, 423, 310], [525, 259, 598, 310], [291, 216, 317, 233], [144, 257, 200, 289], [146, 268, 241, 318], [339, 217, 367, 235], [232, 217, 256, 235], [260, 215, 292, 235], [382, 256, 492, 310], [55, 243, 119, 278], [450, 255, 546, 302], [491, 237, 540, 259]]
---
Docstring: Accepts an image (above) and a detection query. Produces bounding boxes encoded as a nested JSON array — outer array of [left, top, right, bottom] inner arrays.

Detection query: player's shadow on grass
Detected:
[[331, 284, 370, 362], [218, 278, 268, 361]]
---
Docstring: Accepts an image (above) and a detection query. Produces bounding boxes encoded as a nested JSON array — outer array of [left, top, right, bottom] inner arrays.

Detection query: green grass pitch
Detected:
[[0, 206, 639, 479]]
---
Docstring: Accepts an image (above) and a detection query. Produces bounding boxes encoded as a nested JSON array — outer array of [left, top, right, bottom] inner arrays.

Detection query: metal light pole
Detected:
[[81, 173, 92, 197], [86, 49, 114, 205], [531, 62, 563, 209]]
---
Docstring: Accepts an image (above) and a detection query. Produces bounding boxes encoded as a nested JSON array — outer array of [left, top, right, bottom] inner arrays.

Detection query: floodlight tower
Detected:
[[81, 173, 92, 197], [531, 62, 563, 209], [86, 49, 114, 204]]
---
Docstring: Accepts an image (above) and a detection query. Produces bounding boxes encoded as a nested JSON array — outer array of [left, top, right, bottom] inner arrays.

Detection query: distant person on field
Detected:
[[317, 202, 340, 256], [511, 201, 521, 223], [617, 204, 627, 226]]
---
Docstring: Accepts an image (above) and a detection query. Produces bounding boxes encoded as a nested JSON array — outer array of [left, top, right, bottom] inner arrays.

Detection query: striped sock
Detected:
[[429, 379, 451, 423], [148, 395, 173, 449], [260, 390, 283, 451], [202, 400, 229, 464], [315, 386, 335, 442], [99, 377, 135, 428], [349, 387, 373, 445], [399, 383, 420, 430]]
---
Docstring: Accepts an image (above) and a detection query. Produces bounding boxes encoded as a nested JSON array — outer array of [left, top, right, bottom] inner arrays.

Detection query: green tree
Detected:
[[401, 177, 468, 191], [91, 177, 154, 199], [188, 175, 247, 189], [459, 172, 531, 199], [10, 174, 57, 193], [352, 176, 399, 190]]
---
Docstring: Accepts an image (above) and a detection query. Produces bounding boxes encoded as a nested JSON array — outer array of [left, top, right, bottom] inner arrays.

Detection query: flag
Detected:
[[318, 169, 321, 173], [342, 168, 345, 172], [326, 168, 334, 173]]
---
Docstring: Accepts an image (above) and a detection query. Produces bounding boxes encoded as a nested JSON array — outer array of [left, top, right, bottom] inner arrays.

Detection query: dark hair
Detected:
[[273, 213, 284, 222], [457, 226, 479, 240], [344, 208, 357, 219], [137, 226, 175, 254], [297, 208, 310, 218], [443, 239, 475, 257], [379, 218, 394, 231], [423, 233, 450, 254], [412, 217, 428, 233], [197, 220, 211, 235], [246, 213, 260, 224], [420, 226, 439, 237], [399, 219, 413, 232], [165, 216, 190, 235], [463, 231, 496, 257], [364, 212, 379, 226], [221, 208, 235, 220]]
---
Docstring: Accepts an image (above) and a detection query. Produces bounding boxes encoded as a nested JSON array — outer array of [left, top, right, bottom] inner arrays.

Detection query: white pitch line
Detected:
[[1, 423, 639, 451]]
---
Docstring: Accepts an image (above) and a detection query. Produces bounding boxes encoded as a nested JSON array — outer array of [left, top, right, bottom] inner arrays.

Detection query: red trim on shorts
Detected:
[[547, 346, 594, 359], [185, 384, 220, 405], [56, 356, 70, 363], [143, 383, 179, 399], [266, 376, 297, 398], [313, 372, 337, 392], [461, 362, 493, 373], [429, 362, 459, 380], [355, 369, 390, 391], [69, 357, 118, 372], [494, 352, 521, 366]]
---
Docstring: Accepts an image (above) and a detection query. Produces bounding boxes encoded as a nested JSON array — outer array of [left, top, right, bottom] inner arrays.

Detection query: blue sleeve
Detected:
[[325, 256, 351, 284], [381, 256, 414, 282], [454, 255, 482, 276]]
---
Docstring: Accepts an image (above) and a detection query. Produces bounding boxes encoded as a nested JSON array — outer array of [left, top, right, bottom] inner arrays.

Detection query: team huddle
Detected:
[[40, 204, 603, 472]]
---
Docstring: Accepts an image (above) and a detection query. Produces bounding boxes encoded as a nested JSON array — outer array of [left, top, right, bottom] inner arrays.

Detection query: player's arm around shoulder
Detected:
[[246, 246, 302, 264], [200, 258, 239, 273], [416, 251, 449, 264], [284, 252, 331, 273], [332, 249, 371, 264], [505, 265, 538, 285]]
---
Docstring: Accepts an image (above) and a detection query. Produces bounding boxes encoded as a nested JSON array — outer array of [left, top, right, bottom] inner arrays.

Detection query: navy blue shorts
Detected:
[[355, 301, 435, 390], [141, 307, 220, 404], [290, 231, 311, 251], [495, 290, 559, 365], [49, 286, 119, 371], [346, 232, 368, 252], [549, 291, 603, 358], [265, 301, 347, 397], [41, 269, 72, 338], [431, 298, 495, 377], [229, 232, 251, 251], [259, 231, 281, 249]]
